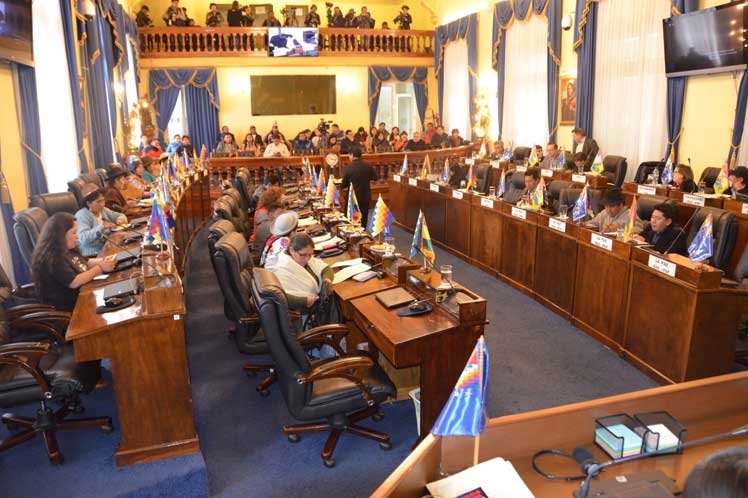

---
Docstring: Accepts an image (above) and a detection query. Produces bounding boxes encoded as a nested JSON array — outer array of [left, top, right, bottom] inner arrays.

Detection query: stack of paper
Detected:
[[314, 236, 343, 251], [644, 423, 680, 453], [426, 457, 535, 498], [298, 217, 317, 227], [595, 424, 643, 458], [332, 263, 371, 284]]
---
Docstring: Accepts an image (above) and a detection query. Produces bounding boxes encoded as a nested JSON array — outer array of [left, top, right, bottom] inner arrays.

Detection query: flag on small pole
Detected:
[[591, 153, 604, 175], [465, 163, 477, 190], [661, 151, 674, 186], [346, 187, 362, 224], [401, 154, 409, 175], [528, 148, 539, 167], [623, 195, 638, 242], [572, 183, 594, 222], [367, 194, 395, 238], [441, 159, 450, 184], [526, 178, 545, 211], [324, 176, 338, 208], [410, 210, 436, 269], [310, 163, 319, 188], [317, 166, 327, 196], [713, 162, 730, 195], [420, 154, 431, 179], [558, 148, 567, 169], [688, 213, 714, 263], [496, 169, 506, 198]]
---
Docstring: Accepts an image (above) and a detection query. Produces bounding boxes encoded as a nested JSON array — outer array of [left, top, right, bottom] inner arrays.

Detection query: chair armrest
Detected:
[[296, 355, 377, 406], [6, 304, 56, 321], [0, 342, 53, 393], [297, 324, 348, 357], [13, 283, 36, 299], [10, 311, 71, 344]]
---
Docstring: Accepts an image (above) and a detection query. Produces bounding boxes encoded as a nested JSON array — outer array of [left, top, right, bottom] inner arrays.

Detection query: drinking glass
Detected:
[[559, 204, 569, 219], [489, 186, 496, 198], [460, 180, 467, 189], [440, 264, 453, 284], [384, 237, 395, 256], [698, 181, 707, 194]]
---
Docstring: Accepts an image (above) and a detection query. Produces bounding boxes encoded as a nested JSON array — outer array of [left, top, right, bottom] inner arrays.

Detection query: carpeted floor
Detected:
[[1, 225, 659, 498]]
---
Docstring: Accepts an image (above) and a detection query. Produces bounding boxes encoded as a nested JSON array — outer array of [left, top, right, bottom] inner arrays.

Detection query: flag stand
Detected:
[[420, 255, 431, 274]]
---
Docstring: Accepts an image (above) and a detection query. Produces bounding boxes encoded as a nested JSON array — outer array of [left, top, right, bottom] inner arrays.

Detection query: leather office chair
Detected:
[[558, 188, 604, 217], [634, 161, 665, 184], [636, 195, 678, 222], [602, 155, 628, 187], [699, 167, 721, 194], [13, 207, 48, 269], [686, 207, 737, 271], [250, 268, 395, 467], [502, 171, 526, 205], [67, 177, 87, 207], [222, 191, 251, 238], [512, 146, 531, 163], [29, 192, 79, 217], [547, 181, 574, 214], [233, 169, 255, 212], [474, 164, 492, 195], [213, 197, 246, 237], [0, 313, 112, 464]]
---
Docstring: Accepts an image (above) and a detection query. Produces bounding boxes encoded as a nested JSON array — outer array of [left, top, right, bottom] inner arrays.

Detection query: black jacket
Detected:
[[340, 138, 357, 155], [572, 137, 600, 170], [341, 159, 378, 206], [405, 140, 428, 151], [227, 9, 243, 27], [640, 223, 688, 256]]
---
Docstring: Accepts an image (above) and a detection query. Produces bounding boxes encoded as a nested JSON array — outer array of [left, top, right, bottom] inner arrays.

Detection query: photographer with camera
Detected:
[[162, 0, 188, 26], [206, 3, 223, 26], [393, 5, 412, 29], [305, 4, 321, 27], [280, 7, 298, 27]]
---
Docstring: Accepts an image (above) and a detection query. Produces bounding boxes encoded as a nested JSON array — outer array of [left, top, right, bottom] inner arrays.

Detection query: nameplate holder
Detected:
[[393, 174, 401, 182], [490, 160, 500, 168], [637, 185, 656, 196], [465, 158, 475, 165], [549, 218, 566, 233], [408, 178, 418, 186], [541, 169, 554, 178], [452, 190, 464, 200], [481, 197, 494, 209], [648, 254, 677, 278], [516, 165, 527, 173], [572, 174, 587, 183], [743, 203, 748, 215], [591, 233, 613, 251], [511, 206, 527, 220], [193, 173, 199, 182], [430, 183, 440, 193], [683, 194, 705, 207]]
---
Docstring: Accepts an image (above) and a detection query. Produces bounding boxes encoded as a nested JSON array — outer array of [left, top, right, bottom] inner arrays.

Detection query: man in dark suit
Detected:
[[341, 147, 378, 227], [567, 127, 599, 171], [634, 202, 687, 256]]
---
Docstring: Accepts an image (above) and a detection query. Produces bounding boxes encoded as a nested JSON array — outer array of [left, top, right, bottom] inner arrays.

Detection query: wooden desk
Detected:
[[372, 372, 748, 498], [468, 195, 502, 276], [499, 203, 540, 296], [534, 213, 579, 318]]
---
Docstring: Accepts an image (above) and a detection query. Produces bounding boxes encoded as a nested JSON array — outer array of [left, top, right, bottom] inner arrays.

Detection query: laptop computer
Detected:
[[102, 279, 139, 300]]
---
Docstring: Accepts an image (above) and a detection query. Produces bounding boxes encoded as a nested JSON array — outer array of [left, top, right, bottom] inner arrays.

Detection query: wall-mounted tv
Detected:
[[267, 27, 318, 57], [663, 1, 747, 77], [0, 0, 32, 65]]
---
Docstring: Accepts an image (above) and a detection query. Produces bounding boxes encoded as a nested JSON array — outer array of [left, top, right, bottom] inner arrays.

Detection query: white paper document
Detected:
[[298, 217, 317, 227], [426, 457, 535, 498], [311, 233, 332, 244], [332, 263, 371, 284], [314, 236, 343, 251], [331, 257, 364, 269]]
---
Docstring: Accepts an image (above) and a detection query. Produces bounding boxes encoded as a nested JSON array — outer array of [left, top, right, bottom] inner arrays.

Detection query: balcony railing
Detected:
[[137, 27, 434, 59]]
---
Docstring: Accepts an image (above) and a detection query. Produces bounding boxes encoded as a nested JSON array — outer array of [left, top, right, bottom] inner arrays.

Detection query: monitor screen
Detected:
[[0, 0, 32, 65], [267, 27, 318, 57], [663, 1, 747, 77]]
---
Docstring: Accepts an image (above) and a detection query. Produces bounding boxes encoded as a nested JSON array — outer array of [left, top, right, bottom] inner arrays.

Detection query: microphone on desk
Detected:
[[573, 425, 748, 497], [662, 205, 699, 256], [100, 233, 168, 284]]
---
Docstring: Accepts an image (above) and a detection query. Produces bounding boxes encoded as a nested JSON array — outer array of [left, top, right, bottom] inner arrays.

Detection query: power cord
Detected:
[[531, 449, 587, 481]]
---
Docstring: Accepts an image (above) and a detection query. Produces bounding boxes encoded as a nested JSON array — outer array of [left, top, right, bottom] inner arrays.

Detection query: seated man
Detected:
[[405, 131, 428, 151], [539, 142, 561, 169], [634, 202, 687, 256], [489, 140, 505, 159], [585, 188, 641, 232], [292, 130, 312, 152], [570, 152, 587, 172], [728, 166, 748, 197], [340, 130, 357, 155], [166, 134, 182, 154], [264, 124, 286, 145], [176, 135, 194, 158], [263, 134, 290, 157], [430, 126, 450, 149], [449, 128, 466, 148], [516, 168, 543, 209], [683, 446, 748, 498], [215, 133, 239, 156]]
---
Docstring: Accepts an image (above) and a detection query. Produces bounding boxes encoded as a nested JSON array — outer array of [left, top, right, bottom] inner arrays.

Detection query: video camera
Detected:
[[325, 2, 334, 23], [318, 118, 333, 133]]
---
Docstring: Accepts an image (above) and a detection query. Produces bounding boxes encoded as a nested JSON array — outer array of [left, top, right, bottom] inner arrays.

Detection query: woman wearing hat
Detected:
[[585, 188, 641, 233], [75, 183, 128, 257], [104, 164, 137, 212], [260, 210, 299, 270]]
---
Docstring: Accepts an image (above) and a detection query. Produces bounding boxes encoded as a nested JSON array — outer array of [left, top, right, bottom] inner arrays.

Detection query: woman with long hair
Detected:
[[388, 126, 400, 145], [243, 132, 261, 156], [365, 126, 378, 152], [75, 183, 127, 257], [393, 131, 409, 152], [31, 212, 116, 311]]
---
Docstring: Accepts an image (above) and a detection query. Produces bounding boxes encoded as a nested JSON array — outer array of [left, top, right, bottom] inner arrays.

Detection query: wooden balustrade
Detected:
[[207, 144, 480, 186], [138, 27, 434, 58]]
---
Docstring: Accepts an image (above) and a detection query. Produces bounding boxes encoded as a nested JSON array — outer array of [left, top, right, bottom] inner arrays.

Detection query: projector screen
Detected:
[[250, 75, 336, 116]]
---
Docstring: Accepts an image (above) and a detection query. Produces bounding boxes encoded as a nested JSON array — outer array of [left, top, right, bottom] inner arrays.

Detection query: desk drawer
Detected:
[[352, 307, 396, 363]]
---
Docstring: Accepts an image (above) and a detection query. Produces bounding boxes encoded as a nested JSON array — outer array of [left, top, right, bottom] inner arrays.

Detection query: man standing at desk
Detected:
[[567, 128, 599, 170], [341, 147, 378, 227]]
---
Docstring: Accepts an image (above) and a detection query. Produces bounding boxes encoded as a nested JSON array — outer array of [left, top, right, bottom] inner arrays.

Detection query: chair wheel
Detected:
[[258, 388, 270, 397], [379, 441, 392, 450], [287, 434, 300, 443], [4, 423, 20, 431], [323, 458, 335, 468], [372, 411, 384, 422], [101, 422, 115, 434]]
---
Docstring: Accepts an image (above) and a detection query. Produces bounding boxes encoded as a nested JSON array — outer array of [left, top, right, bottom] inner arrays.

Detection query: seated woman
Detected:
[[682, 446, 748, 498], [633, 202, 687, 256], [242, 132, 261, 156], [260, 211, 299, 270], [372, 130, 390, 152], [365, 126, 378, 152], [672, 164, 697, 193], [393, 131, 409, 152], [449, 128, 466, 148], [75, 183, 128, 257], [388, 126, 400, 146], [326, 135, 341, 154], [128, 156, 150, 194], [354, 126, 368, 145], [31, 212, 117, 311], [272, 233, 334, 311], [251, 187, 284, 250], [104, 164, 137, 213], [142, 156, 160, 183]]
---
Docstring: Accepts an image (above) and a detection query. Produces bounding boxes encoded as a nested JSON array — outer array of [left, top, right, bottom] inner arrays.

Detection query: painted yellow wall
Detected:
[[0, 62, 28, 211]]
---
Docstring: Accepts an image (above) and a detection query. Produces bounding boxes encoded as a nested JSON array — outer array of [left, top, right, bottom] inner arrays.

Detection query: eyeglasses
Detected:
[[295, 251, 314, 258]]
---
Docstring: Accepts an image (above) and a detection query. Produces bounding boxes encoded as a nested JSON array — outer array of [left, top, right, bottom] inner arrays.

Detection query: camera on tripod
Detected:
[[318, 118, 333, 133]]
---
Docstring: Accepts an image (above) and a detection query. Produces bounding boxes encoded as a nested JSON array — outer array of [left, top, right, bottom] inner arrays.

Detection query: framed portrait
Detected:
[[559, 76, 577, 125]]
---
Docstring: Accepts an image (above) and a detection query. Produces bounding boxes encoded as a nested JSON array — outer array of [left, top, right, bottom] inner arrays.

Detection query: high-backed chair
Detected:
[[502, 171, 526, 205], [602, 155, 628, 187], [686, 207, 738, 271], [511, 146, 531, 163], [558, 187, 604, 217], [213, 197, 246, 237], [13, 207, 48, 269], [547, 180, 574, 214], [250, 268, 395, 467], [634, 161, 665, 184], [474, 163, 492, 195], [636, 195, 677, 222], [222, 191, 251, 238], [699, 167, 721, 193], [234, 169, 255, 212], [208, 219, 237, 271], [29, 192, 79, 217]]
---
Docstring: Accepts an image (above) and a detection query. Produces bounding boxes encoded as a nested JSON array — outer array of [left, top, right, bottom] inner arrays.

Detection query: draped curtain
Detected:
[[730, 71, 748, 168], [443, 41, 470, 138], [368, 67, 428, 128], [573, 0, 598, 134], [0, 171, 28, 285], [594, 0, 669, 177], [15, 65, 48, 196], [434, 14, 478, 138], [149, 69, 221, 151]]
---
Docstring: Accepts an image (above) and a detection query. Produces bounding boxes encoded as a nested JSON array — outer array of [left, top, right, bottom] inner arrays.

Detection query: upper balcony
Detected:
[[137, 27, 435, 66]]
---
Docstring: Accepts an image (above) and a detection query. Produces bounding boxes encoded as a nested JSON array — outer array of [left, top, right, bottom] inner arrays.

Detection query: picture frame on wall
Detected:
[[559, 76, 576, 125]]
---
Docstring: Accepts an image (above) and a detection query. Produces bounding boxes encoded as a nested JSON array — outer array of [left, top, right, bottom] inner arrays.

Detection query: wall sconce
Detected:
[[562, 11, 575, 31]]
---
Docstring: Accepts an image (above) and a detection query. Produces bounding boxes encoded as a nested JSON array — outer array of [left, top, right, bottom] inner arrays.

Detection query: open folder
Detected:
[[426, 457, 535, 498]]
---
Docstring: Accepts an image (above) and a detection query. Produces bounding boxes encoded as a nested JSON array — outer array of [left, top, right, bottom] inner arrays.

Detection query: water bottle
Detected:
[[652, 167, 660, 185]]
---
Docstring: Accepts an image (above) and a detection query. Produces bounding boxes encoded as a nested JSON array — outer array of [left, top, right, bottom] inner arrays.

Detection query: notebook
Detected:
[[375, 287, 415, 309]]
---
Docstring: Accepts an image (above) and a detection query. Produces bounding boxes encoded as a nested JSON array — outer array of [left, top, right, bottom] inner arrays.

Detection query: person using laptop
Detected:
[[31, 213, 117, 312], [75, 183, 128, 257]]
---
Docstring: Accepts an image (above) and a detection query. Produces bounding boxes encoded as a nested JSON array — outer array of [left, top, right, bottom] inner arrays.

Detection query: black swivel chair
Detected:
[[233, 169, 255, 212], [634, 161, 665, 184], [511, 146, 531, 163], [502, 171, 526, 205], [547, 180, 574, 214], [222, 191, 251, 238], [29, 192, 79, 217], [213, 197, 246, 237], [250, 268, 395, 467], [698, 167, 721, 194], [474, 164, 492, 195], [686, 207, 738, 271], [636, 195, 678, 222], [601, 155, 628, 187], [13, 207, 48, 269]]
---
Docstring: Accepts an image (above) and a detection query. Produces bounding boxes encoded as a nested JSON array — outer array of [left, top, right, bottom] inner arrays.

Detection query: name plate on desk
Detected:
[[393, 174, 401, 182], [511, 206, 527, 220], [515, 165, 527, 173], [743, 203, 748, 215], [452, 190, 464, 200], [481, 197, 494, 209], [408, 178, 418, 186], [490, 160, 500, 168], [549, 218, 567, 233], [572, 174, 587, 183], [430, 183, 440, 193], [465, 158, 475, 165], [683, 194, 705, 207], [637, 185, 657, 195], [591, 233, 613, 251], [193, 173, 199, 182], [541, 168, 554, 178], [648, 254, 677, 277]]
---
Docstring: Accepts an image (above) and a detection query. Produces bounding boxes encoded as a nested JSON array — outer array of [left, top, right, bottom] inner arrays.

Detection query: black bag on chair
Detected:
[[302, 280, 342, 331]]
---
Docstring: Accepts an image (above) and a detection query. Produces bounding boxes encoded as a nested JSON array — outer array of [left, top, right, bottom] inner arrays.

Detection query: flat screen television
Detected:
[[267, 27, 318, 57], [663, 1, 747, 77], [0, 0, 32, 65]]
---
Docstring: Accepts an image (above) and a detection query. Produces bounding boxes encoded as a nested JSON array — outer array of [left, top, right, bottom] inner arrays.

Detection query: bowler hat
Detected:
[[271, 211, 299, 237], [602, 188, 624, 206], [105, 164, 129, 182], [80, 183, 102, 202]]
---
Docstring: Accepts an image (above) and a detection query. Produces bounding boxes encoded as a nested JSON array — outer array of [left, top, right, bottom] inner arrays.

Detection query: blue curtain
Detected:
[[59, 0, 90, 173], [149, 69, 221, 151], [492, 2, 512, 139], [15, 65, 48, 196], [573, 0, 597, 135], [434, 14, 478, 138], [0, 173, 29, 285], [547, 0, 561, 143], [368, 67, 428, 127], [96, 4, 119, 154], [728, 71, 748, 168]]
